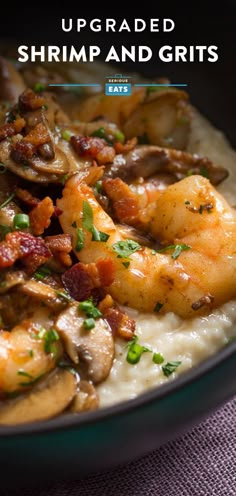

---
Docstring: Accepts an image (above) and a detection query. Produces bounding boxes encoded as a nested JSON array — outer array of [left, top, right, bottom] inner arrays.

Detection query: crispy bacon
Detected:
[[24, 122, 51, 147], [103, 306, 136, 340], [96, 259, 115, 287], [15, 188, 40, 208], [103, 177, 139, 224], [29, 197, 54, 236], [45, 234, 72, 253], [11, 140, 36, 164], [114, 137, 137, 154], [0, 231, 51, 269], [62, 262, 95, 301], [0, 117, 25, 142], [71, 135, 116, 165], [19, 88, 45, 111]]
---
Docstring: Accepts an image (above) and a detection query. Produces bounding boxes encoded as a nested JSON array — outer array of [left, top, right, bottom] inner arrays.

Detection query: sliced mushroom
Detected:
[[0, 139, 66, 183], [60, 120, 122, 142], [0, 57, 26, 103], [19, 280, 68, 311], [0, 270, 26, 294], [68, 380, 99, 413], [105, 145, 228, 186], [123, 89, 191, 149], [0, 369, 77, 425], [55, 304, 114, 383]]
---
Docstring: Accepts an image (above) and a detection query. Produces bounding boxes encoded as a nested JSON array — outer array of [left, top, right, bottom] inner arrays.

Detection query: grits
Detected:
[[98, 110, 236, 407]]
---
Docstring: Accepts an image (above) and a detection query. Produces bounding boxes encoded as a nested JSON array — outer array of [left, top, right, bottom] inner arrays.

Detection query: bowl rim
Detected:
[[0, 337, 236, 437]]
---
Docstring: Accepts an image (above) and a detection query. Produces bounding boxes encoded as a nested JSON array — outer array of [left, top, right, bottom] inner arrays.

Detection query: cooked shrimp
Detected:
[[0, 309, 62, 394], [57, 173, 236, 318]]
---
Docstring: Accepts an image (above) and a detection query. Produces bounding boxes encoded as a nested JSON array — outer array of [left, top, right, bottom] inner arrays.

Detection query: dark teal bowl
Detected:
[[1, 340, 236, 488]]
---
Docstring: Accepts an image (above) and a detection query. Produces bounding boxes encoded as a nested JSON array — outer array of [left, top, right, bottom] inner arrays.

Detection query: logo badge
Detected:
[[105, 74, 132, 96]]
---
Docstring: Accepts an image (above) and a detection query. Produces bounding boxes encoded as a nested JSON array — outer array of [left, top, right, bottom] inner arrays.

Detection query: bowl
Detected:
[[1, 339, 236, 488]]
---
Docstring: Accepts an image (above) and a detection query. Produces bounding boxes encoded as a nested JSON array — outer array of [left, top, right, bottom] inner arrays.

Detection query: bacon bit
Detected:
[[11, 140, 36, 164], [19, 89, 46, 111], [104, 306, 136, 340], [62, 262, 95, 301], [96, 259, 115, 287], [71, 135, 116, 165], [23, 122, 51, 147], [0, 117, 25, 142], [55, 251, 72, 267], [29, 197, 54, 236], [103, 177, 139, 224], [114, 137, 137, 154], [15, 188, 40, 208], [45, 234, 72, 253], [0, 231, 51, 269], [98, 294, 114, 313]]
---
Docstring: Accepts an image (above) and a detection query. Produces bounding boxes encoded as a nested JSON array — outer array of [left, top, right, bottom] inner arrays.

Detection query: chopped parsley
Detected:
[[154, 302, 163, 313], [162, 361, 182, 377], [82, 201, 109, 243], [126, 335, 151, 365], [112, 239, 141, 259], [158, 243, 191, 260], [60, 174, 69, 185], [122, 261, 130, 268], [146, 85, 165, 96], [0, 192, 15, 210], [152, 352, 165, 365], [75, 227, 84, 252], [94, 181, 103, 194], [28, 349, 34, 358], [34, 265, 52, 280]]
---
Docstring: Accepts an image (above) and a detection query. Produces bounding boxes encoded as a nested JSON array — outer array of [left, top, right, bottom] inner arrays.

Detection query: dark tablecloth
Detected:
[[3, 396, 236, 496]]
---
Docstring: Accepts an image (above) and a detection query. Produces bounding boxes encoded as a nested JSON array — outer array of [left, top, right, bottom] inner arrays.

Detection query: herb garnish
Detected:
[[13, 213, 30, 230], [34, 265, 52, 280], [152, 353, 165, 365], [162, 361, 182, 377], [91, 127, 112, 145], [75, 227, 84, 252], [36, 328, 60, 358], [55, 290, 72, 302], [0, 192, 15, 210], [34, 82, 45, 92], [78, 299, 102, 330], [158, 243, 191, 260], [78, 299, 102, 319], [112, 239, 141, 259], [61, 129, 73, 141], [126, 335, 151, 364], [154, 302, 163, 313], [82, 201, 109, 242]]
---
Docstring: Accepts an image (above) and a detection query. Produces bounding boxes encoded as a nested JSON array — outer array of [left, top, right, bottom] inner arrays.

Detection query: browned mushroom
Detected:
[[0, 369, 77, 425], [105, 145, 228, 186], [123, 89, 191, 149], [0, 57, 26, 103], [19, 279, 69, 311], [55, 304, 114, 383], [68, 380, 99, 413]]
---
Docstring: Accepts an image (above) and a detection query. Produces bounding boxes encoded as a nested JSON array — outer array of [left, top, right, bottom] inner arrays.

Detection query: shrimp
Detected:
[[57, 174, 236, 318], [0, 309, 62, 394]]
